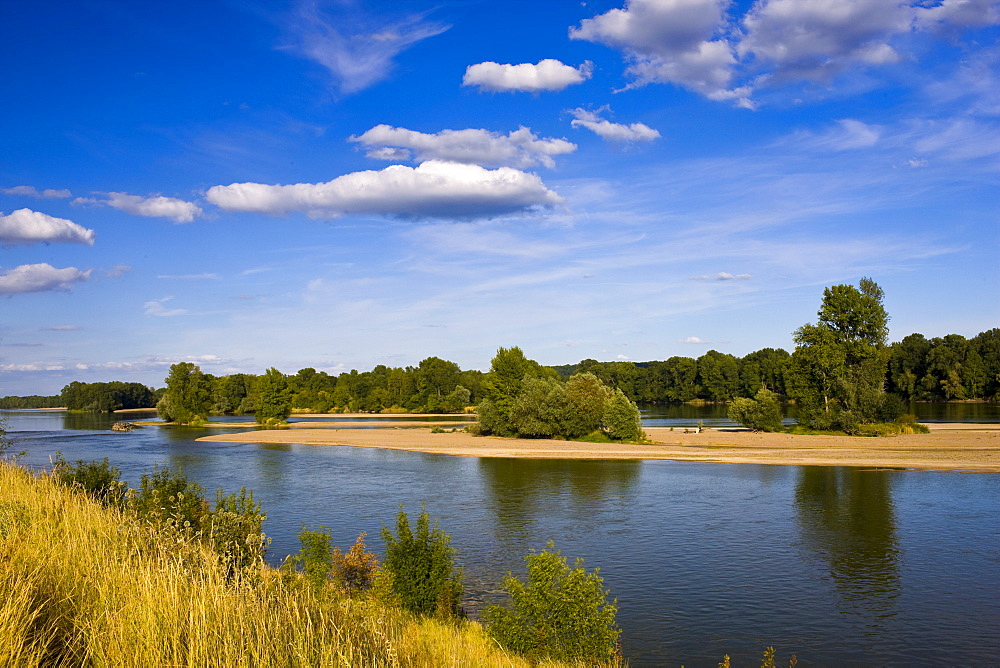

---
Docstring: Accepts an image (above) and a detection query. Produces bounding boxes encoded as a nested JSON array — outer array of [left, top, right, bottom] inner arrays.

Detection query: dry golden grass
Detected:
[[0, 463, 617, 667]]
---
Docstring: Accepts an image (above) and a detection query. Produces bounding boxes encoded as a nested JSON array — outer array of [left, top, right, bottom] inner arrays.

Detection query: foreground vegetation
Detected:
[[0, 461, 624, 667]]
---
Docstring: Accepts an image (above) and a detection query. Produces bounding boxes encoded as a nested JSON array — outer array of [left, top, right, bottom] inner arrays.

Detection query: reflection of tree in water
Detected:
[[477, 458, 640, 543], [795, 467, 900, 628]]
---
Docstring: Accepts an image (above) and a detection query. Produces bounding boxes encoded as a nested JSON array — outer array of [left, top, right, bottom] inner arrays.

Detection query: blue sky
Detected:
[[2, 0, 998, 395]]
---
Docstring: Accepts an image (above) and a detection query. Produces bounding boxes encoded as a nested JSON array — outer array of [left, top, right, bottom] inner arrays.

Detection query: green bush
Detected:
[[209, 487, 268, 573], [132, 465, 210, 533], [485, 542, 620, 663], [51, 455, 127, 506], [283, 525, 335, 591], [728, 388, 783, 432], [380, 506, 463, 618]]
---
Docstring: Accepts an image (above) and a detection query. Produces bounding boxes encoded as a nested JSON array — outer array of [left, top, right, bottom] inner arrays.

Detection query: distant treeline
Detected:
[[0, 394, 64, 409], [2, 328, 997, 414]]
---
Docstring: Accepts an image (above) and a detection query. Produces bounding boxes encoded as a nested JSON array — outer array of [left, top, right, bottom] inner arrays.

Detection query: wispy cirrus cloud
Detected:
[[0, 263, 91, 295], [2, 185, 72, 199], [692, 272, 752, 281], [0, 208, 95, 246], [157, 273, 221, 280], [284, 0, 449, 95], [568, 107, 660, 142], [143, 297, 188, 317], [351, 125, 576, 168], [206, 160, 564, 220], [462, 59, 592, 93]]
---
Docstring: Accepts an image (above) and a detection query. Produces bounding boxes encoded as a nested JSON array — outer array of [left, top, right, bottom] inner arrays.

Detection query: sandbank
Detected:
[[197, 422, 1000, 472]]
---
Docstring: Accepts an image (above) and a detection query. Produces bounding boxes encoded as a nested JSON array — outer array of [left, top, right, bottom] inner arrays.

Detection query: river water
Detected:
[[3, 408, 998, 667]]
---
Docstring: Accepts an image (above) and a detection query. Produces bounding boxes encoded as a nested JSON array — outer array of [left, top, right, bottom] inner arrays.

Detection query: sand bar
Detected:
[[197, 422, 1000, 472]]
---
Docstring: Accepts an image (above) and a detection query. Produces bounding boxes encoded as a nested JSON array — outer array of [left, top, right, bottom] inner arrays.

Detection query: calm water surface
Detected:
[[4, 409, 998, 667]]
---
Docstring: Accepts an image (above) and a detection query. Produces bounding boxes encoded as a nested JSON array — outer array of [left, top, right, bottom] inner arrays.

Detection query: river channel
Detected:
[[3, 407, 998, 666]]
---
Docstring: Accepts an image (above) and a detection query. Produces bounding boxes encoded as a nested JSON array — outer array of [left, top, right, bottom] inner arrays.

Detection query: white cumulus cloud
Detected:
[[570, 0, 744, 102], [105, 192, 202, 223], [571, 0, 1000, 106], [738, 0, 911, 82], [351, 125, 576, 168], [681, 336, 710, 343], [0, 209, 96, 246], [568, 107, 660, 142], [462, 59, 593, 92], [2, 185, 72, 199], [0, 263, 91, 295], [206, 160, 564, 220], [75, 192, 202, 223]]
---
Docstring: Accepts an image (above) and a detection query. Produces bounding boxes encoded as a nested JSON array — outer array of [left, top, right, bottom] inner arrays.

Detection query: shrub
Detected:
[[132, 465, 210, 533], [333, 531, 380, 593], [51, 454, 127, 506], [283, 525, 335, 592], [381, 506, 463, 618], [485, 542, 620, 663], [728, 388, 783, 432], [209, 487, 268, 574]]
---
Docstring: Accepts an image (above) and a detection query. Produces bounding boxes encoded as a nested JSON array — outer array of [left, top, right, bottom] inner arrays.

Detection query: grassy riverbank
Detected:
[[0, 463, 608, 667]]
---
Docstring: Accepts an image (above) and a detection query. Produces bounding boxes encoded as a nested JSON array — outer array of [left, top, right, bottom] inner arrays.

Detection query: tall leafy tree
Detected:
[[157, 362, 212, 424], [973, 328, 1000, 399], [255, 367, 292, 424], [787, 278, 895, 428]]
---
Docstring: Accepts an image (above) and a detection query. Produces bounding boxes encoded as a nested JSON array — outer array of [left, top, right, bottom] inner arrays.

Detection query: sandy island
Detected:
[[196, 421, 1000, 472]]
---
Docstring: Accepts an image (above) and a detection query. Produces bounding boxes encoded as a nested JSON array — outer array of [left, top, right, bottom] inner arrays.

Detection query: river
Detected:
[[3, 408, 998, 666]]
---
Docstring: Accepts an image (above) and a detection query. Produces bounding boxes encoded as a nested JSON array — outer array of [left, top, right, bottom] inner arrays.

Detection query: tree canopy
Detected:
[[786, 278, 899, 430]]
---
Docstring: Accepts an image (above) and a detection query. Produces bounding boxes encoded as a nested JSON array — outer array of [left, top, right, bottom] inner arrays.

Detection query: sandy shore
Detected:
[[197, 422, 1000, 472]]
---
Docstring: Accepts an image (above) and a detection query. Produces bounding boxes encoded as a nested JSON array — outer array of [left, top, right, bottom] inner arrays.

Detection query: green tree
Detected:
[[380, 506, 463, 618], [697, 350, 741, 401], [603, 388, 644, 441], [728, 387, 783, 432], [485, 542, 620, 663], [158, 362, 212, 424], [787, 279, 895, 428], [213, 373, 253, 414], [564, 373, 612, 437], [510, 376, 569, 438], [480, 347, 548, 434], [254, 367, 292, 424], [974, 328, 1000, 399], [887, 333, 931, 400]]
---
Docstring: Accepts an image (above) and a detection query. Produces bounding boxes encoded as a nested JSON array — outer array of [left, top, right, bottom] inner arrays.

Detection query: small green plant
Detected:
[[0, 418, 25, 461], [485, 541, 621, 663], [381, 506, 463, 618]]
